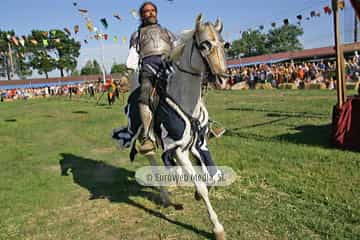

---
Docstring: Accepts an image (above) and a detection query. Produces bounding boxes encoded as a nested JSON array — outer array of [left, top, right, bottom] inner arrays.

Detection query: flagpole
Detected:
[[7, 42, 15, 80], [99, 34, 106, 85], [332, 0, 345, 107]]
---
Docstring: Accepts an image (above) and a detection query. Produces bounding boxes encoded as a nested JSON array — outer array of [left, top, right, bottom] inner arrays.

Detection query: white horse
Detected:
[[113, 14, 229, 240]]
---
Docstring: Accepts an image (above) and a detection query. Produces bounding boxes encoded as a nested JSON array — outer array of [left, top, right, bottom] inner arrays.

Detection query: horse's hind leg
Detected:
[[175, 148, 225, 240], [146, 153, 183, 210]]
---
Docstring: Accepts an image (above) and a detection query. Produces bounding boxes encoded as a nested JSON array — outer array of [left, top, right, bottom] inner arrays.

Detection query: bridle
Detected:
[[173, 32, 216, 86]]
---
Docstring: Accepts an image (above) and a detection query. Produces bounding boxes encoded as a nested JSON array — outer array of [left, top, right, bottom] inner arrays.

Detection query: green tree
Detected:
[[80, 60, 102, 75], [110, 63, 126, 74], [71, 69, 80, 76], [27, 30, 56, 78], [0, 29, 32, 80], [266, 24, 304, 53], [49, 29, 81, 77], [227, 29, 269, 58]]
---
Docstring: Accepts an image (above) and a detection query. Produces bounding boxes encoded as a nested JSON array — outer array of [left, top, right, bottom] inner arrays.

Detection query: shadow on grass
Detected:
[[277, 124, 332, 148], [72, 110, 89, 114], [59, 153, 212, 239], [225, 124, 332, 149], [226, 107, 328, 119], [4, 119, 17, 122]]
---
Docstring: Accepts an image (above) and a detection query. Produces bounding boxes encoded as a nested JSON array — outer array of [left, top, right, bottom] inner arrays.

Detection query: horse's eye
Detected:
[[200, 40, 212, 51]]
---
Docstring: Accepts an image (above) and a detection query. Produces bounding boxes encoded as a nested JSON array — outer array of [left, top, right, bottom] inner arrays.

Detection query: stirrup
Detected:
[[138, 138, 155, 153]]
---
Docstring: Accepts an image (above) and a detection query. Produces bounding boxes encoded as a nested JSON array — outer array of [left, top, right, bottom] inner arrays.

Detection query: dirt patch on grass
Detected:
[[91, 147, 116, 154]]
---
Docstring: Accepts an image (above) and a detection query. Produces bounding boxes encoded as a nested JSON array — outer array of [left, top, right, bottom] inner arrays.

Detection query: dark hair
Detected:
[[139, 1, 157, 20]]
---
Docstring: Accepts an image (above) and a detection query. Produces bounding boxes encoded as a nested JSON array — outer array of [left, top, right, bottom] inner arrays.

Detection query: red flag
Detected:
[[324, 6, 332, 14], [103, 34, 108, 40], [350, 0, 360, 19], [12, 36, 19, 46]]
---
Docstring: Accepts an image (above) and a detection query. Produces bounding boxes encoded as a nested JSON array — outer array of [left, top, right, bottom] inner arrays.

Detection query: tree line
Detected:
[[0, 29, 81, 80], [227, 24, 304, 59]]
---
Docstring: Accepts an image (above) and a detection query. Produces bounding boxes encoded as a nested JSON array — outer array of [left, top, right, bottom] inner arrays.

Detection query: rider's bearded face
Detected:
[[142, 4, 157, 24]]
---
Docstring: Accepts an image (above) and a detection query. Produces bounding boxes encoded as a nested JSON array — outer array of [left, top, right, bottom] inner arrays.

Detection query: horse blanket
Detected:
[[112, 87, 219, 177]]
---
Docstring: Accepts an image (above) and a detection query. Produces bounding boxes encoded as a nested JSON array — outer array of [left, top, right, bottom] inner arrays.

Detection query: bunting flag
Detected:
[[130, 9, 139, 19], [296, 15, 302, 20], [310, 11, 316, 17], [12, 36, 19, 46], [6, 34, 11, 40], [113, 13, 122, 21], [74, 25, 79, 34], [73, 2, 77, 7], [87, 20, 94, 32], [283, 19, 289, 26], [324, 6, 332, 14], [103, 34, 108, 40], [50, 30, 57, 36], [64, 27, 71, 36], [338, 0, 345, 9], [84, 39, 88, 44], [100, 18, 108, 29], [42, 31, 49, 38], [122, 36, 127, 44], [43, 39, 49, 47], [22, 35, 27, 41], [259, 25, 264, 30], [19, 38, 25, 47], [30, 39, 38, 45], [315, 11, 321, 17], [113, 36, 118, 42], [78, 9, 88, 14], [271, 22, 276, 27], [94, 34, 100, 40], [54, 38, 61, 43]]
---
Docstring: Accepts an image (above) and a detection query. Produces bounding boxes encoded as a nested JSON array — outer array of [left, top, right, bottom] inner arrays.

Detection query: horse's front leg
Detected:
[[175, 148, 225, 240]]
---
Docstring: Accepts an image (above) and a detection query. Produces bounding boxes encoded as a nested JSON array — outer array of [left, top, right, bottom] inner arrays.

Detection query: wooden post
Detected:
[[332, 0, 346, 107]]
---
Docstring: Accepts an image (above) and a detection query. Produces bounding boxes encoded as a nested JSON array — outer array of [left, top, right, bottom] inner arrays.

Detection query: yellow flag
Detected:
[[122, 36, 127, 45], [87, 20, 94, 32], [30, 39, 38, 45]]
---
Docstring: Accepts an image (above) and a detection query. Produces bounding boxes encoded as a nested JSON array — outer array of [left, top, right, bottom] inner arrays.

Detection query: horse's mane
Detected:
[[170, 29, 194, 61]]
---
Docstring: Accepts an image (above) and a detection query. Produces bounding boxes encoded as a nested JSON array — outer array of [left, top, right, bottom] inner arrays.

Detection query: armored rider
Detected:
[[129, 1, 176, 153]]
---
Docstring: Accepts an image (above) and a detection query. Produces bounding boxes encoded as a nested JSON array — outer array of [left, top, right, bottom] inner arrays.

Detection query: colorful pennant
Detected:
[[64, 27, 71, 36], [100, 18, 108, 29]]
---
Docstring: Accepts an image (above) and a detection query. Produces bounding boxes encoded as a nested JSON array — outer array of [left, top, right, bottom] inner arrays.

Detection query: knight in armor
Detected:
[[128, 2, 176, 153]]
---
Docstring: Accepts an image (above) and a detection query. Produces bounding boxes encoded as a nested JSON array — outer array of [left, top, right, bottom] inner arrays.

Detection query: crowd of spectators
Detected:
[[0, 81, 103, 102], [226, 56, 360, 89], [2, 57, 359, 102]]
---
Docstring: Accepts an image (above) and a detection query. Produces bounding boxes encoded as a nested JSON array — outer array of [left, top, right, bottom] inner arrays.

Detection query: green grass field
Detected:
[[0, 90, 359, 240]]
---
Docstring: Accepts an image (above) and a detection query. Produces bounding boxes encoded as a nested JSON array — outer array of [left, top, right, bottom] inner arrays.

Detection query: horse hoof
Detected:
[[194, 191, 201, 201], [173, 203, 184, 210], [214, 230, 226, 240]]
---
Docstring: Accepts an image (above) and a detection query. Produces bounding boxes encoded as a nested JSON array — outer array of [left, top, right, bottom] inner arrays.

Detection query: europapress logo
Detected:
[[135, 166, 237, 187]]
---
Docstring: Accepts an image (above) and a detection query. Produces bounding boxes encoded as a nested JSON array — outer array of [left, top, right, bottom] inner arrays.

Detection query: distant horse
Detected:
[[113, 14, 229, 240]]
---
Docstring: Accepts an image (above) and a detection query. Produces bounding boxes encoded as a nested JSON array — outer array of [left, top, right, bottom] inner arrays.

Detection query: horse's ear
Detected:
[[214, 17, 223, 33], [195, 13, 203, 31], [170, 43, 185, 61]]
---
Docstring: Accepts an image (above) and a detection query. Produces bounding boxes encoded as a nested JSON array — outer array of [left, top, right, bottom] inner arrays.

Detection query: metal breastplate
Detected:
[[139, 24, 172, 59]]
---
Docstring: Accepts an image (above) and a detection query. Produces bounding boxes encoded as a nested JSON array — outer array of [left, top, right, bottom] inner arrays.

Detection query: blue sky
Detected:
[[0, 0, 356, 77]]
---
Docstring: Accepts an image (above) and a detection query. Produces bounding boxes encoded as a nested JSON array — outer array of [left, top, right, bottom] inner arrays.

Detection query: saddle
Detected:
[[142, 59, 175, 111]]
